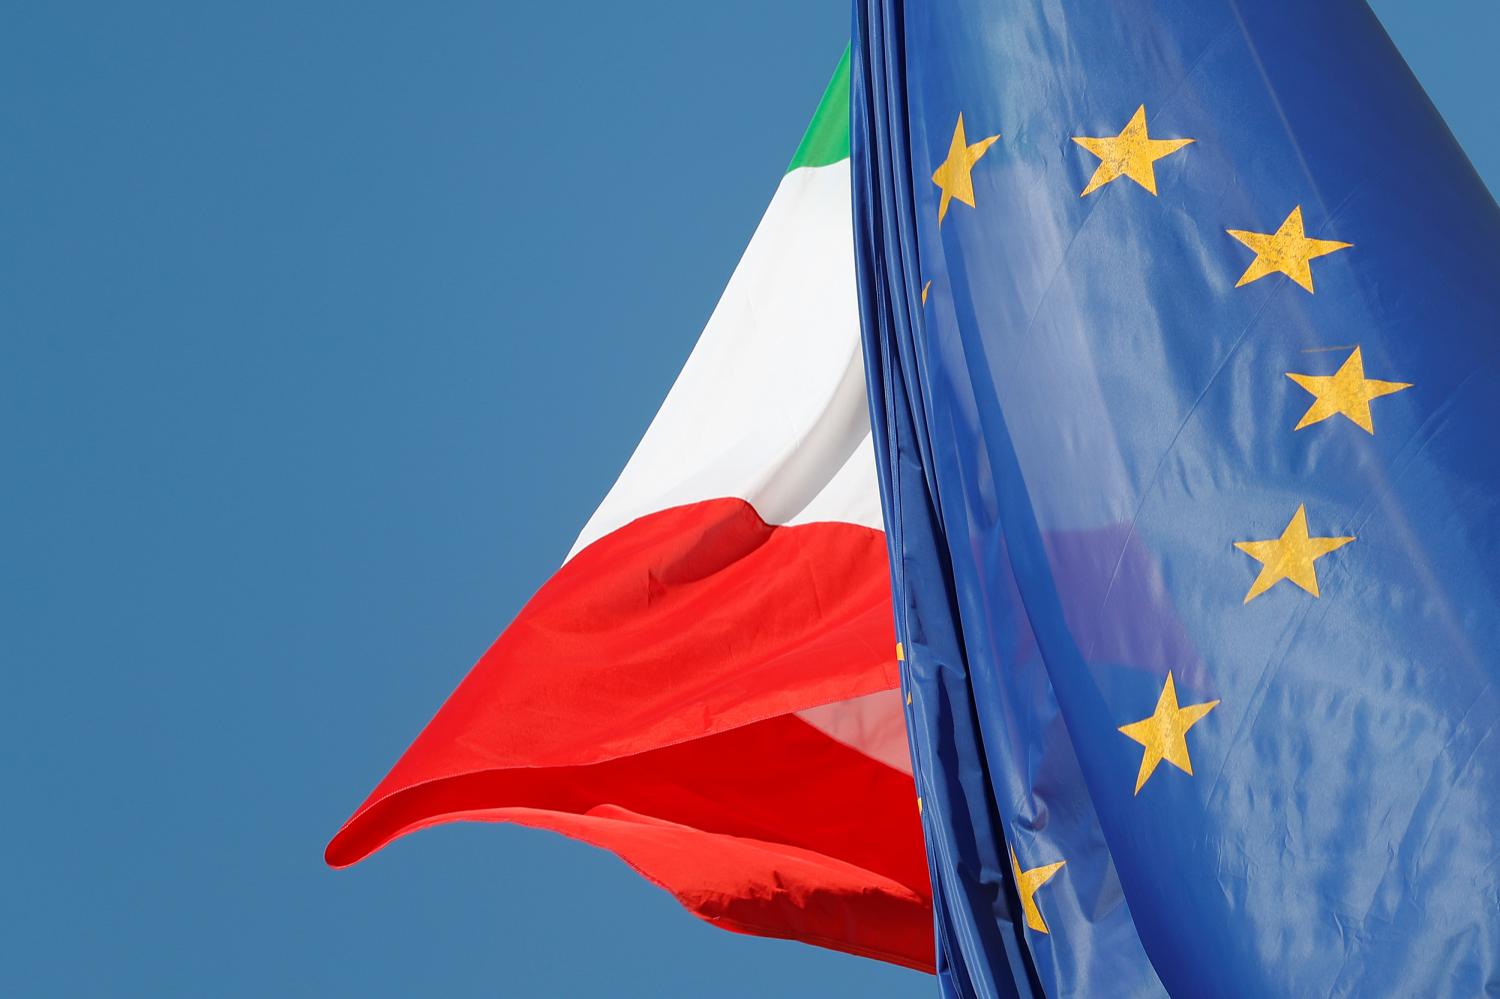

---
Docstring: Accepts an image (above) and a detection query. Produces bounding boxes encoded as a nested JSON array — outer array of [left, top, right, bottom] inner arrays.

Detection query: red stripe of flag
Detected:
[[326, 497, 934, 970]]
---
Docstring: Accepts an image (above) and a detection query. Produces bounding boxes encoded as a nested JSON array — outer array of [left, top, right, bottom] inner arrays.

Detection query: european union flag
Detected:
[[850, 1, 1500, 995]]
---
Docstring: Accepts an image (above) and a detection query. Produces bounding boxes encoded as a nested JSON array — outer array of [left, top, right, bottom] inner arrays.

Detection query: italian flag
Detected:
[[326, 49, 933, 971]]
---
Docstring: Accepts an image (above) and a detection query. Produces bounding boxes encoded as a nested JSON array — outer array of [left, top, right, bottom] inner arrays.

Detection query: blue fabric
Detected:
[[851, 1, 1500, 996]]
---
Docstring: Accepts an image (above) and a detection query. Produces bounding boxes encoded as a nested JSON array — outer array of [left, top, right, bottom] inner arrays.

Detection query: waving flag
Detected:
[[853, 1, 1500, 996], [327, 50, 934, 971]]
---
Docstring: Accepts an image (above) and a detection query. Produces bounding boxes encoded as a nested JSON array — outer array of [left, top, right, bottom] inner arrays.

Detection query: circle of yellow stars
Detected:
[[916, 98, 1417, 938]]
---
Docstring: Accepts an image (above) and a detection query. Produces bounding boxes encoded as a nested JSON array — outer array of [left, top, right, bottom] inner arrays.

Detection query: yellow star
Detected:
[[1227, 206, 1351, 292], [1117, 672, 1219, 795], [1286, 346, 1411, 434], [1008, 846, 1065, 934], [1072, 105, 1194, 197], [1234, 504, 1353, 603], [932, 113, 999, 225]]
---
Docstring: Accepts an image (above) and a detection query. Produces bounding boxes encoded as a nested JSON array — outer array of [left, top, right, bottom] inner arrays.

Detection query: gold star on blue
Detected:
[[932, 113, 1000, 224]]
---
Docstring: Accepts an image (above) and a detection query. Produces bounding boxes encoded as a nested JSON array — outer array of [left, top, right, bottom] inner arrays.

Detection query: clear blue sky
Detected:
[[3, 3, 1495, 995]]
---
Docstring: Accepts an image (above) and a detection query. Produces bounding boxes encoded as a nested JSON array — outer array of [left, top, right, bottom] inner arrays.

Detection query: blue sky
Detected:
[[3, 3, 1495, 995]]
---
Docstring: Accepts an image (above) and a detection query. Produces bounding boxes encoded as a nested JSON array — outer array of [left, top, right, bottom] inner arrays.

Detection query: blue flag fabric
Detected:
[[851, 1, 1500, 996]]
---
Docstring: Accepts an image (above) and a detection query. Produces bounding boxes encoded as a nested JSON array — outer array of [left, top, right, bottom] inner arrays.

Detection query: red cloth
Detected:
[[327, 498, 934, 970]]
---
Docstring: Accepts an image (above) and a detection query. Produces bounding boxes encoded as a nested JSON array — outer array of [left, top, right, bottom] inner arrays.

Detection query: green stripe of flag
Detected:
[[786, 45, 851, 173]]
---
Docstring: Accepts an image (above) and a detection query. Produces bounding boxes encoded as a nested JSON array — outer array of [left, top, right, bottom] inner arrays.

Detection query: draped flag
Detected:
[[327, 51, 935, 970], [852, 1, 1500, 996]]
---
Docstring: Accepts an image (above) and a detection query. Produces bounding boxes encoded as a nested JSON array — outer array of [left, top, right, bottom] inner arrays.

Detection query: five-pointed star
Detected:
[[1118, 672, 1219, 795], [1227, 206, 1352, 292], [1072, 105, 1194, 196], [1234, 503, 1354, 603], [1286, 346, 1412, 434], [1009, 846, 1066, 934], [932, 113, 1000, 224]]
